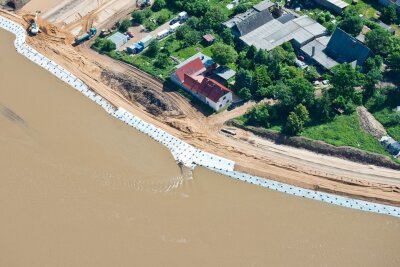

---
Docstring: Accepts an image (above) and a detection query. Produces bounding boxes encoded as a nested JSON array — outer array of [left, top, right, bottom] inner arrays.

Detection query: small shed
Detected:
[[378, 21, 395, 35], [107, 32, 128, 49], [212, 65, 236, 85], [202, 34, 215, 45]]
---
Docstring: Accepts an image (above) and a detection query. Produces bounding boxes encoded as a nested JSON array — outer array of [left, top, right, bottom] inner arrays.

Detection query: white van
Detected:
[[157, 29, 169, 40]]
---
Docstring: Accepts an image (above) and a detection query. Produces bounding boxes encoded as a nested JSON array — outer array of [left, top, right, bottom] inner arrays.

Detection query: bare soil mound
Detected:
[[357, 106, 387, 138], [101, 70, 183, 117]]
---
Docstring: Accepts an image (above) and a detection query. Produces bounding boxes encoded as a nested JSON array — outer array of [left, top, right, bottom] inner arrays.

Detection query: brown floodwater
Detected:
[[1, 29, 400, 267]]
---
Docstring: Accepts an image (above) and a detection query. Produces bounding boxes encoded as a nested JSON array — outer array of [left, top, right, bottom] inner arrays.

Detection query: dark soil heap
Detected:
[[0, 0, 30, 10]]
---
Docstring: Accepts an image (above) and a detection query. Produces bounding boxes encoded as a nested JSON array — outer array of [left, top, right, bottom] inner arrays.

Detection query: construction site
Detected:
[[1, 0, 400, 206]]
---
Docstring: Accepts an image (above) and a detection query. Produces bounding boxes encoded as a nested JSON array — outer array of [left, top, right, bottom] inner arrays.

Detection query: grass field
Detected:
[[301, 113, 388, 155], [371, 108, 400, 141]]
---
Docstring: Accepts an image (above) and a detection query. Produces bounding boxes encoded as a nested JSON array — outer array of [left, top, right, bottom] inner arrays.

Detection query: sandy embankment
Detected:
[[2, 9, 400, 206]]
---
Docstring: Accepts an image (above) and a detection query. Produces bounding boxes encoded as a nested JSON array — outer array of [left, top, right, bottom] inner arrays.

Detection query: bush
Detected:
[[132, 11, 145, 24], [147, 40, 160, 57], [94, 38, 116, 52]]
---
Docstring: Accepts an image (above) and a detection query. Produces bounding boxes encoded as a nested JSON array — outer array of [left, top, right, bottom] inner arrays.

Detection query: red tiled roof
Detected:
[[175, 58, 205, 82], [177, 57, 231, 103], [199, 77, 231, 103]]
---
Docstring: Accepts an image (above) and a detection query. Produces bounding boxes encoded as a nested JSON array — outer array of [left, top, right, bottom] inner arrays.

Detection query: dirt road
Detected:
[[2, 9, 400, 206]]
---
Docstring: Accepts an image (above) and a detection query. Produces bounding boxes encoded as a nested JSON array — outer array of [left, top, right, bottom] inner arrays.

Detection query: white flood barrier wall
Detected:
[[1, 15, 399, 218]]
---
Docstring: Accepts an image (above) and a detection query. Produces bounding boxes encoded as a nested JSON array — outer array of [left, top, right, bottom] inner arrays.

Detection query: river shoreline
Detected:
[[1, 14, 400, 218]]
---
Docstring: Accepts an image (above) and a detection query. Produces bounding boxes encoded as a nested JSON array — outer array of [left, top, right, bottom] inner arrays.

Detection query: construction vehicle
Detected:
[[99, 29, 111, 37], [136, 0, 151, 9], [29, 11, 40, 35], [74, 28, 97, 45]]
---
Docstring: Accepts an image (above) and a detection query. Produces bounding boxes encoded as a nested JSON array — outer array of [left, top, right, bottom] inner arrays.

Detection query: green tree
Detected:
[[152, 0, 166, 11], [365, 28, 392, 56], [238, 87, 252, 100], [381, 5, 398, 24], [254, 49, 268, 65], [119, 19, 132, 32], [101, 39, 116, 52], [315, 92, 334, 122], [221, 28, 234, 46], [187, 17, 201, 30], [253, 65, 272, 93], [364, 55, 383, 73], [144, 20, 157, 31], [285, 112, 304, 135], [132, 10, 145, 24], [147, 40, 160, 57], [363, 68, 382, 100], [234, 68, 253, 92], [246, 104, 270, 126], [176, 25, 190, 40], [182, 30, 200, 46], [202, 7, 227, 31], [286, 77, 315, 108], [281, 41, 294, 53], [329, 63, 359, 101], [234, 3, 251, 15], [185, 0, 210, 16], [338, 15, 363, 36], [305, 66, 320, 81], [237, 51, 252, 70], [211, 43, 238, 66], [157, 12, 169, 24], [143, 7, 153, 18], [246, 45, 257, 59], [294, 104, 310, 124], [388, 51, 400, 74]]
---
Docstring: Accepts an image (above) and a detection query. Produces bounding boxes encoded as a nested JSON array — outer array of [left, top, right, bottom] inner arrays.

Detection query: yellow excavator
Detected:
[[29, 11, 40, 35]]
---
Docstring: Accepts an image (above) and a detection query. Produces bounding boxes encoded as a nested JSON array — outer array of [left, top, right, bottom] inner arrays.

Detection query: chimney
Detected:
[[312, 46, 316, 57]]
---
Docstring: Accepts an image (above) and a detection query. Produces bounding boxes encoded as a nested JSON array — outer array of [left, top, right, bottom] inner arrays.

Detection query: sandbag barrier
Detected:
[[1, 16, 399, 218], [0, 16, 234, 172]]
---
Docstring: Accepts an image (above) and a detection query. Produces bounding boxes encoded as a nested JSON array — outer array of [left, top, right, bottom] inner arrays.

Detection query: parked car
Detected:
[[322, 80, 330, 85], [297, 55, 305, 61], [126, 31, 134, 38], [169, 18, 179, 25]]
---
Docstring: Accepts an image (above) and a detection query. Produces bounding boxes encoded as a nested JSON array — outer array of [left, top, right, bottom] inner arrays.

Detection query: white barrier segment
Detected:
[[210, 168, 400, 218], [2, 15, 400, 218]]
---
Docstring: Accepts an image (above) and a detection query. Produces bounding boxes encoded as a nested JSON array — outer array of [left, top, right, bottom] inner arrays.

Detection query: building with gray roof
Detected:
[[240, 15, 328, 51], [325, 28, 372, 66], [107, 32, 128, 49], [314, 0, 349, 14], [253, 0, 275, 11], [224, 9, 274, 37], [301, 28, 373, 70]]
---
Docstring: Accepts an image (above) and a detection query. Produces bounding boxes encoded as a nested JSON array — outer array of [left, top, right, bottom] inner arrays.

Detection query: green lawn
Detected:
[[371, 108, 400, 141], [344, 0, 381, 19], [301, 113, 388, 155], [108, 50, 176, 80]]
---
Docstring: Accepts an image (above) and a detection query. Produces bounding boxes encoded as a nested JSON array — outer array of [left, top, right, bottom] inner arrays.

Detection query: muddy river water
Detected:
[[1, 29, 400, 266]]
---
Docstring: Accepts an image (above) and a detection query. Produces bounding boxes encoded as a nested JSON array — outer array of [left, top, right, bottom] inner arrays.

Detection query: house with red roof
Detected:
[[170, 53, 233, 112]]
